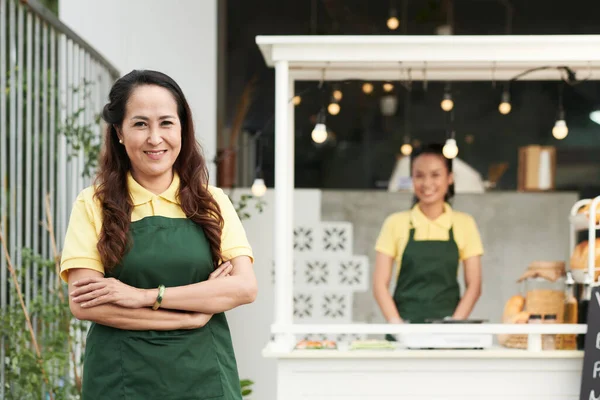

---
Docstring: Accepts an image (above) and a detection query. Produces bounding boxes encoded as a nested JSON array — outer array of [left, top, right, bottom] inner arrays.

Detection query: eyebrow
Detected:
[[130, 115, 176, 121]]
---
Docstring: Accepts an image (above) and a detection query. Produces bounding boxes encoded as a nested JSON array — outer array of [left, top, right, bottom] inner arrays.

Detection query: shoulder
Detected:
[[207, 185, 229, 204], [451, 210, 478, 227], [74, 185, 102, 213], [380, 211, 411, 231]]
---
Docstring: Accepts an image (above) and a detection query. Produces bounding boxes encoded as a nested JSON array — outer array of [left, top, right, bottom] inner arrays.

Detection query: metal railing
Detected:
[[1, 0, 119, 396]]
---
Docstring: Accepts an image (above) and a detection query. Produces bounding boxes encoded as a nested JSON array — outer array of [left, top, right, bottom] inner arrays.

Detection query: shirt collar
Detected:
[[410, 202, 453, 230], [127, 171, 180, 206]]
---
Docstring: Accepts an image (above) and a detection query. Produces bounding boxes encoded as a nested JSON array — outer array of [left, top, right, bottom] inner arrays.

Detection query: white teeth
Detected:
[[145, 150, 166, 155]]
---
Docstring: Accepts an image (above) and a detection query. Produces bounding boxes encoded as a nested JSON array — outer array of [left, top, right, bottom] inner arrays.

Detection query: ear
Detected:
[[113, 124, 123, 142]]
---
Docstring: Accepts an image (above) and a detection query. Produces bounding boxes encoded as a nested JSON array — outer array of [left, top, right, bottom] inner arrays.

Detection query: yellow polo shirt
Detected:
[[375, 203, 483, 274], [60, 172, 253, 282]]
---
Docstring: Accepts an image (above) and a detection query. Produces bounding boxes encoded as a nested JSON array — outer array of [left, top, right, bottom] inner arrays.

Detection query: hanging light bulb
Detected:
[[552, 119, 568, 140], [293, 95, 302, 106], [387, 16, 399, 30], [442, 138, 459, 159], [328, 102, 340, 115], [362, 82, 374, 94], [498, 90, 511, 115], [311, 123, 327, 144], [251, 178, 267, 197], [333, 89, 343, 101], [383, 82, 394, 92], [590, 108, 600, 125], [440, 93, 454, 112], [400, 143, 413, 156]]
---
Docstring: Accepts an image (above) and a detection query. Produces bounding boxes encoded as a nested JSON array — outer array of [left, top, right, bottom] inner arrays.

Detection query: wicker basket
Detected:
[[500, 261, 576, 350]]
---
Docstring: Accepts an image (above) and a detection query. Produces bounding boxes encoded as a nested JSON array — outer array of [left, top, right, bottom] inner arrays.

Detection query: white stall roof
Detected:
[[256, 35, 600, 81]]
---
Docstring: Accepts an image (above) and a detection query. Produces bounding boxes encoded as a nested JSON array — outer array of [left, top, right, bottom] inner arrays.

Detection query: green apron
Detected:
[[81, 216, 242, 400], [392, 222, 460, 324]]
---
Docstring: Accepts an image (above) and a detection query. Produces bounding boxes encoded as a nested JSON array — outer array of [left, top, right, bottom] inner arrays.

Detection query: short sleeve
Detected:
[[212, 188, 254, 263], [375, 215, 398, 259], [59, 190, 104, 282], [459, 215, 484, 261]]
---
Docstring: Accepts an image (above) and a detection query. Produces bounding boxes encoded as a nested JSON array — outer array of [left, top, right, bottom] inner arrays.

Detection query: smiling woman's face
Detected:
[[412, 153, 453, 206], [117, 84, 182, 186]]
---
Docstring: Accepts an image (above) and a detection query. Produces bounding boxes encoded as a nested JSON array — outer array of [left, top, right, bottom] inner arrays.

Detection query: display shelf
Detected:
[[568, 196, 600, 284], [568, 214, 600, 232]]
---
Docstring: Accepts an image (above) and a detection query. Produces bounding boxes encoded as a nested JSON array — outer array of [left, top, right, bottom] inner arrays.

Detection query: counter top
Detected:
[[263, 344, 583, 359]]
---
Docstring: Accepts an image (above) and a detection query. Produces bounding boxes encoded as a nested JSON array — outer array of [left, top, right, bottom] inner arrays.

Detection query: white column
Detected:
[[273, 60, 294, 348]]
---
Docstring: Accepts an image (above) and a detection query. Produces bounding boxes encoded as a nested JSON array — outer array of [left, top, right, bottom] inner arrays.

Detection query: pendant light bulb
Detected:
[[400, 143, 413, 156], [498, 91, 511, 115], [440, 93, 454, 112], [311, 123, 328, 144], [332, 89, 343, 101], [387, 16, 399, 30], [552, 119, 568, 140], [499, 101, 511, 115], [292, 95, 301, 106], [383, 82, 394, 92], [251, 178, 267, 197], [362, 82, 374, 94], [590, 109, 600, 125], [442, 138, 459, 159], [327, 102, 340, 115]]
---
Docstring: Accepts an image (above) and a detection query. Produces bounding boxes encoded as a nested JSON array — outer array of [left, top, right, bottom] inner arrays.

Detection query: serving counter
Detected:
[[263, 323, 587, 400]]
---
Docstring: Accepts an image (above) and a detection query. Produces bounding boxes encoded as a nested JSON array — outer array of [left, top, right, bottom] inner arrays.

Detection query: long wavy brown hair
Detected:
[[95, 70, 223, 272]]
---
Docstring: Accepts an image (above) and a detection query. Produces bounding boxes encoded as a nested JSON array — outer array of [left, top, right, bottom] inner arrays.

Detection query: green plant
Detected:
[[240, 379, 254, 398], [234, 193, 266, 221], [60, 80, 103, 179], [1, 197, 83, 400]]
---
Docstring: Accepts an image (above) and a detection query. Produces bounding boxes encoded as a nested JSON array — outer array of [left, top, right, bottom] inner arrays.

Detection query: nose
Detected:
[[147, 125, 163, 146]]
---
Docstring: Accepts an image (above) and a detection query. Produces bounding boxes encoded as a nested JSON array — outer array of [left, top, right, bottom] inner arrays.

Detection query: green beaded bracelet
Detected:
[[152, 284, 165, 310]]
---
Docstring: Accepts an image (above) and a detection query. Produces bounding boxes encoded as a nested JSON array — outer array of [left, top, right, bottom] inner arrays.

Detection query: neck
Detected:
[[131, 169, 174, 195], [418, 202, 446, 220]]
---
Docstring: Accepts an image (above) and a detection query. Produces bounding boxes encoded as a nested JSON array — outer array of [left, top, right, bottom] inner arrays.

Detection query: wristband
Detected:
[[152, 284, 165, 310]]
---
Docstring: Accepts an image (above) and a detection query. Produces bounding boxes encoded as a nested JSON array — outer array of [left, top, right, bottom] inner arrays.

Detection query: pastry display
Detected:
[[577, 203, 600, 224], [294, 340, 337, 350], [349, 339, 395, 350], [570, 239, 600, 275]]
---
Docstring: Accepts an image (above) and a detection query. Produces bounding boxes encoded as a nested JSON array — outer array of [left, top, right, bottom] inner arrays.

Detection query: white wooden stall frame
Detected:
[[255, 34, 600, 351]]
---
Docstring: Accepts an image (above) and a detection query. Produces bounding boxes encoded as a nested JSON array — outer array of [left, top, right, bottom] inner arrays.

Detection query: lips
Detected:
[[144, 150, 167, 160]]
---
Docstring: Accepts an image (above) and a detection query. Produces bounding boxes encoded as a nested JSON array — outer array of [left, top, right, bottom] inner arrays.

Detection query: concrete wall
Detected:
[[321, 191, 579, 324], [59, 0, 219, 181]]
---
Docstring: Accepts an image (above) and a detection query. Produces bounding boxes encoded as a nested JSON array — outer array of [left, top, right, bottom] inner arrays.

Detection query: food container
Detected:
[[500, 261, 567, 349]]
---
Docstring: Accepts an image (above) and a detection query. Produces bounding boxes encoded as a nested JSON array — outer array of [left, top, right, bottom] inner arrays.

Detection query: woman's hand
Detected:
[[183, 261, 233, 329], [70, 277, 146, 309], [70, 260, 234, 310]]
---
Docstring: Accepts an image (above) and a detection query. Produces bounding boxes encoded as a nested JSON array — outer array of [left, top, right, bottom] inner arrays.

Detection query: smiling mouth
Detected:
[[144, 150, 167, 155]]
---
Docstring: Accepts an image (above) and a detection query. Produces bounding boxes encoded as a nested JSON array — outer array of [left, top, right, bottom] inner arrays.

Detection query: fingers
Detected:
[[209, 261, 233, 280], [70, 282, 107, 297], [81, 294, 112, 308], [71, 288, 110, 304], [72, 277, 103, 287]]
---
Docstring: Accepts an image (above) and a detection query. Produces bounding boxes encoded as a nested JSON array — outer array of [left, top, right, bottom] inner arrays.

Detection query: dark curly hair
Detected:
[[94, 69, 223, 271]]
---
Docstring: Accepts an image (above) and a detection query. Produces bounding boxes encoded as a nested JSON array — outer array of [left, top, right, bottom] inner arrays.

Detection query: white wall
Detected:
[[59, 0, 218, 180]]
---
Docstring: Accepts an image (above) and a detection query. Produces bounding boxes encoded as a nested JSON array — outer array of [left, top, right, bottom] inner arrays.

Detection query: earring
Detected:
[[119, 139, 123, 144]]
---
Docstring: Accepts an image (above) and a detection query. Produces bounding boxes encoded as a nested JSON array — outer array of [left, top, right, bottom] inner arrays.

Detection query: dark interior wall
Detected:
[[225, 0, 600, 193]]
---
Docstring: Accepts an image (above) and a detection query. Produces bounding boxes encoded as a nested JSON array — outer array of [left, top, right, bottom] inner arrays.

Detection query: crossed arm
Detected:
[[68, 256, 257, 331]]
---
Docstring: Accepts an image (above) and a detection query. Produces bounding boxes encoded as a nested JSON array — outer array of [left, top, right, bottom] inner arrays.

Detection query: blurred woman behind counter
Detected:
[[373, 144, 484, 330]]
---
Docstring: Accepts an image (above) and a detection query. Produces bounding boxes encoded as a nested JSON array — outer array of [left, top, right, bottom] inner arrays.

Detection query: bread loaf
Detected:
[[502, 294, 526, 323], [578, 203, 600, 224], [570, 239, 600, 272]]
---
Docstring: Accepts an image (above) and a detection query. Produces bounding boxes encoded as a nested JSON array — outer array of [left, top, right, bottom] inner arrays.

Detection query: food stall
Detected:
[[255, 35, 600, 399]]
